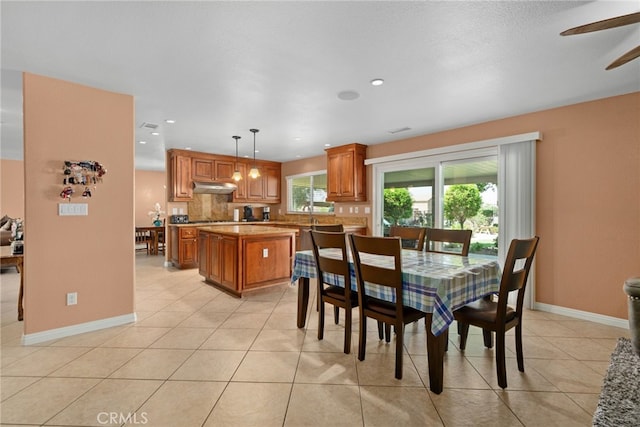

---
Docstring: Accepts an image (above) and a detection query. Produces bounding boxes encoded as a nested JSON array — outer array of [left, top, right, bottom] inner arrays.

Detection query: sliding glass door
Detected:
[[371, 134, 538, 307], [377, 151, 498, 257]]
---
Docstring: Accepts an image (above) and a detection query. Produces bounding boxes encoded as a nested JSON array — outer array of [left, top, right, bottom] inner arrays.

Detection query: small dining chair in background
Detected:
[[389, 226, 426, 251], [425, 228, 472, 256]]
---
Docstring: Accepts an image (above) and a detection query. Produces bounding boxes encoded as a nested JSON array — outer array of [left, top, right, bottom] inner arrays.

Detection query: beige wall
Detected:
[[280, 92, 640, 320], [23, 73, 135, 334], [135, 170, 167, 226], [0, 159, 25, 218]]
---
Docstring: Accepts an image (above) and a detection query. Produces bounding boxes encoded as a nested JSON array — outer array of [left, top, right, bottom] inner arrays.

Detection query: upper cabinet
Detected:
[[192, 158, 235, 182], [326, 143, 367, 202], [245, 161, 281, 203], [168, 152, 193, 202], [168, 149, 280, 203]]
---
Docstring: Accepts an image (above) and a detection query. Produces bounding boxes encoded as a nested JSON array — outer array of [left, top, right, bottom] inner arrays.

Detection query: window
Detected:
[[287, 172, 334, 213]]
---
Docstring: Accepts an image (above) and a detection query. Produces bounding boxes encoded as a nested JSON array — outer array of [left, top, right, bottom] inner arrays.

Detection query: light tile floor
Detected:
[[0, 255, 630, 426]]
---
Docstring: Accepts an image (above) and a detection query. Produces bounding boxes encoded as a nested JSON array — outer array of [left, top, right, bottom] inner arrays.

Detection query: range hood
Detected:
[[192, 181, 238, 194]]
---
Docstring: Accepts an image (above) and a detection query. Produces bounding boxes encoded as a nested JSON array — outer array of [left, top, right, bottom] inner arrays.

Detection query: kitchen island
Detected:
[[197, 225, 297, 297]]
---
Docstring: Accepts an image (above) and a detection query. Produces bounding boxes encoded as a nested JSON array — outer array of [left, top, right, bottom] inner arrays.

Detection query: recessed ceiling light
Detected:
[[324, 144, 331, 147], [139, 141, 147, 144], [151, 132, 160, 136], [337, 90, 360, 101], [185, 147, 192, 150], [294, 137, 301, 141], [370, 78, 384, 86], [165, 119, 175, 124]]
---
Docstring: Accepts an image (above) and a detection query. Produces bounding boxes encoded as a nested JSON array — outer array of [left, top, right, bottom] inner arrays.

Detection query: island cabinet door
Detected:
[[208, 234, 222, 284], [219, 236, 238, 290], [204, 234, 238, 292], [243, 235, 292, 290], [198, 233, 209, 277]]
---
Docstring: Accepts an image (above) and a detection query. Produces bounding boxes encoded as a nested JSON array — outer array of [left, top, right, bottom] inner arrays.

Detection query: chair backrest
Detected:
[[496, 236, 540, 321], [349, 234, 404, 319], [135, 229, 151, 243], [312, 224, 344, 232], [389, 226, 426, 251], [310, 230, 352, 298], [425, 228, 472, 256]]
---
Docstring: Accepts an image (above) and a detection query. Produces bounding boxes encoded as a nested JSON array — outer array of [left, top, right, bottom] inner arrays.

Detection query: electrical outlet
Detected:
[[364, 206, 371, 214], [339, 207, 343, 213], [349, 207, 353, 213], [354, 206, 359, 214], [263, 248, 269, 258], [66, 292, 78, 306]]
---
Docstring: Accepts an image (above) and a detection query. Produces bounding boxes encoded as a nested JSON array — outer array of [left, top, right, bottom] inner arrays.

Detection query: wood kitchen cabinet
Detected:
[[171, 227, 198, 269], [192, 158, 234, 182], [199, 232, 237, 292], [326, 143, 367, 202], [198, 225, 295, 296], [168, 153, 193, 201], [246, 161, 281, 203], [231, 162, 248, 201], [167, 149, 280, 203]]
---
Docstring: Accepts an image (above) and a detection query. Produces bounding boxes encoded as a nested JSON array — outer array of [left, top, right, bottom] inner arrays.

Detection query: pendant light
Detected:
[[248, 128, 260, 179], [231, 136, 242, 181]]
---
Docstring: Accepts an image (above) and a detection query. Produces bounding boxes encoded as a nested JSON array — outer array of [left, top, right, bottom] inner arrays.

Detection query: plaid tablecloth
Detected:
[[291, 249, 501, 336]]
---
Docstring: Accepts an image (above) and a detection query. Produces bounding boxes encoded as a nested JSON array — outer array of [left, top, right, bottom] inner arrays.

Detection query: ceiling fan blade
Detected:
[[561, 11, 640, 36], [606, 45, 640, 70]]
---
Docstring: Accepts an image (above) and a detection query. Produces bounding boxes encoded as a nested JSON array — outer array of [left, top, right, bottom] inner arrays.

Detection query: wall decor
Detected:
[[60, 160, 107, 200]]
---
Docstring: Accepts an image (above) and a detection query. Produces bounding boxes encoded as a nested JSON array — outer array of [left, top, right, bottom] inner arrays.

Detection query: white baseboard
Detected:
[[534, 302, 629, 329], [164, 261, 172, 268], [22, 313, 137, 345]]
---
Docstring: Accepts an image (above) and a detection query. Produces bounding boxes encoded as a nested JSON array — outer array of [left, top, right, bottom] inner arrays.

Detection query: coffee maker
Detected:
[[262, 206, 270, 221], [243, 205, 256, 221]]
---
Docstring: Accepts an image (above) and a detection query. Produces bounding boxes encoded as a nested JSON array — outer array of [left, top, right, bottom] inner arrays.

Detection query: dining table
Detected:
[[135, 225, 164, 255], [291, 247, 501, 394]]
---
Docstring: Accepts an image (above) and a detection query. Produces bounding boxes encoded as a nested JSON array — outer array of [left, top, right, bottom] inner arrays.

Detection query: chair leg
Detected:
[[318, 299, 325, 341], [334, 306, 340, 324], [458, 323, 470, 350], [344, 307, 352, 354], [395, 322, 403, 379], [385, 323, 391, 343], [515, 322, 524, 372], [496, 332, 507, 389], [483, 329, 493, 348], [377, 321, 384, 340], [359, 316, 367, 361]]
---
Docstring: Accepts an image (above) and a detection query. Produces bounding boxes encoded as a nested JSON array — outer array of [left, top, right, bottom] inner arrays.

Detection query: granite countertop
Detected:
[[198, 224, 298, 237], [169, 221, 366, 230]]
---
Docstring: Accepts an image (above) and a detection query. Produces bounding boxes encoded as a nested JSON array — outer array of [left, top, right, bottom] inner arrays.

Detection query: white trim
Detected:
[[365, 132, 541, 165], [534, 302, 629, 330], [22, 313, 136, 345]]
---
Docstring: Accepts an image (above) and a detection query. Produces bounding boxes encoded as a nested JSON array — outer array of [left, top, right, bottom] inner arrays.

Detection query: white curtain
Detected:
[[498, 140, 537, 307]]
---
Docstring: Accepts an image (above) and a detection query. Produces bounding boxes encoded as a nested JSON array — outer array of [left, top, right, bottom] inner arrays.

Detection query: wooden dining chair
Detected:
[[454, 236, 540, 389], [425, 228, 472, 256], [310, 230, 357, 354], [134, 229, 152, 254], [349, 234, 426, 379], [312, 224, 344, 232], [389, 226, 427, 251]]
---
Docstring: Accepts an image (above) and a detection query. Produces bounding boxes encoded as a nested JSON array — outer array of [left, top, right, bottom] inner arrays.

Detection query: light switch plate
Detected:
[[263, 248, 268, 258], [59, 203, 88, 216]]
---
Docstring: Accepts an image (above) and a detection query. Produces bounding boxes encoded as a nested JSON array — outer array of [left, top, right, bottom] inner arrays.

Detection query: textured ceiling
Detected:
[[2, 1, 639, 170]]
